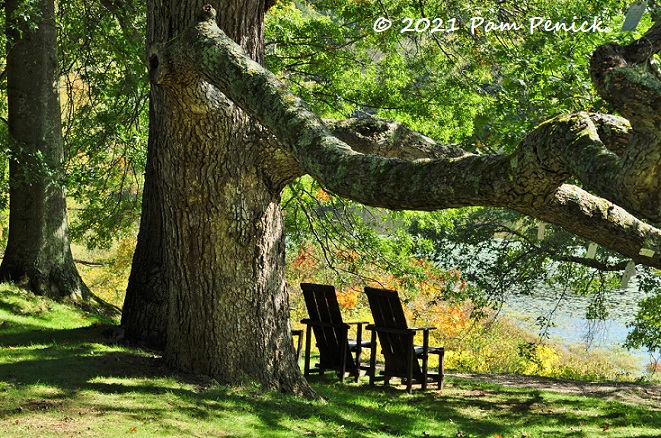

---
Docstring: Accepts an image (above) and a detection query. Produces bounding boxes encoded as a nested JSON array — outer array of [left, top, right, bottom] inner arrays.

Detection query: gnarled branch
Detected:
[[149, 6, 661, 269]]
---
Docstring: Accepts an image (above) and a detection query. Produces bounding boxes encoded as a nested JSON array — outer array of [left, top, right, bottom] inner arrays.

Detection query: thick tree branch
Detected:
[[149, 6, 661, 268], [153, 14, 600, 210], [327, 117, 661, 269], [590, 22, 661, 120], [519, 185, 661, 268]]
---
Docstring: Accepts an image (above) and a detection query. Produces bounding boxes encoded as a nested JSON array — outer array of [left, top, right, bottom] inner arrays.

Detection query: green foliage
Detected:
[[463, 0, 625, 149], [1, 1, 147, 249], [283, 176, 447, 290], [76, 237, 136, 307], [266, 0, 486, 143], [625, 290, 661, 356], [405, 207, 661, 336], [425, 312, 640, 381], [267, 0, 628, 150], [0, 8, 10, 213], [4, 0, 41, 35], [58, 0, 148, 248]]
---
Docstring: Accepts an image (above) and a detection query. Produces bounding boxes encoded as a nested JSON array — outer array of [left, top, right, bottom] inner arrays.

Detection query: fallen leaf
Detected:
[[603, 423, 610, 431], [129, 427, 137, 433]]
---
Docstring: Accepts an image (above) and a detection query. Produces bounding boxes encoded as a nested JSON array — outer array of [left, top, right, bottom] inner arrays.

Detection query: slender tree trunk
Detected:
[[2, 0, 88, 299], [123, 0, 313, 396]]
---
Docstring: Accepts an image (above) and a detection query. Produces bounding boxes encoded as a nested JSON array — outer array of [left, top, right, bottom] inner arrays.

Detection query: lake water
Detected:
[[502, 282, 656, 375]]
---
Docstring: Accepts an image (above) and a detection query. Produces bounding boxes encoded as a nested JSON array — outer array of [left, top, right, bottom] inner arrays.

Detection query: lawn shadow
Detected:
[[1, 325, 399, 436], [309, 374, 661, 437], [0, 322, 111, 345], [2, 325, 661, 437]]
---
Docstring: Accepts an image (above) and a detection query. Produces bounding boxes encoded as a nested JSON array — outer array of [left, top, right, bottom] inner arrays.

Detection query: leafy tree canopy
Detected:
[[271, 0, 661, 333]]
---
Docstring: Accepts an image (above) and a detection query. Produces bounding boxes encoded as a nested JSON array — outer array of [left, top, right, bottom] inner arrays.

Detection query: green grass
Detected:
[[1, 286, 660, 437]]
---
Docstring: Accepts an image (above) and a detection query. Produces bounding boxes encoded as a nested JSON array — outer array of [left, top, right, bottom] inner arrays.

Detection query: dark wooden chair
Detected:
[[300, 283, 371, 382], [291, 329, 304, 363], [364, 286, 445, 392]]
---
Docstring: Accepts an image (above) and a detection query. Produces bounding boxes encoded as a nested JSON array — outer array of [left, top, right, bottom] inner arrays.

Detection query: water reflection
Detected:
[[503, 282, 655, 374]]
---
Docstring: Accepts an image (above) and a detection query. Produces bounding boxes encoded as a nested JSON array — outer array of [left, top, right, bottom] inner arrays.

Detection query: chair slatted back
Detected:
[[365, 287, 422, 376], [301, 283, 353, 369]]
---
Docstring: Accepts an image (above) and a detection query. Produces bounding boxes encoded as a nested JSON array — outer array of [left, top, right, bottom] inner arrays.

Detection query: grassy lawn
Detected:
[[1, 286, 660, 437]]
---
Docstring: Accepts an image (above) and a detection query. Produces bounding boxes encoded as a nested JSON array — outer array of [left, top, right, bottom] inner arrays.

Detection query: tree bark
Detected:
[[589, 23, 661, 222], [123, 0, 314, 397], [2, 0, 89, 299], [121, 96, 168, 348]]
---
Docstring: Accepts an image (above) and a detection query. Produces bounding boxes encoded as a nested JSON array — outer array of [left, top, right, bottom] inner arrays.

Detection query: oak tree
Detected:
[[123, 0, 661, 396]]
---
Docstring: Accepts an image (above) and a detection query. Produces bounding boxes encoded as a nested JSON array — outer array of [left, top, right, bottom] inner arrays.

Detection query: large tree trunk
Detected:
[[123, 0, 313, 396], [2, 0, 88, 299]]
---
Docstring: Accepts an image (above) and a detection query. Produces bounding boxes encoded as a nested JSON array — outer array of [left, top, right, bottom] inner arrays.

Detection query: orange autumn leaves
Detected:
[[289, 243, 472, 341], [377, 261, 472, 339], [291, 246, 317, 272], [336, 286, 361, 309]]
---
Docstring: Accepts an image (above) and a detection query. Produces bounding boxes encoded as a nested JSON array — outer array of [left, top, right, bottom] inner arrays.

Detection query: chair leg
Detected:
[[340, 329, 348, 383], [369, 330, 377, 386], [406, 340, 414, 394], [422, 330, 429, 391], [438, 348, 445, 391], [304, 325, 313, 377], [354, 325, 363, 383]]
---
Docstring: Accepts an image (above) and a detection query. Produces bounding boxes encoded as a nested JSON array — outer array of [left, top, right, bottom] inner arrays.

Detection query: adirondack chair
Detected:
[[364, 286, 445, 392], [300, 283, 371, 383]]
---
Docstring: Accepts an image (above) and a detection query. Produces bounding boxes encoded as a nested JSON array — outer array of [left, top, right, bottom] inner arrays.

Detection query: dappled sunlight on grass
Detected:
[[0, 285, 116, 333], [1, 287, 661, 437]]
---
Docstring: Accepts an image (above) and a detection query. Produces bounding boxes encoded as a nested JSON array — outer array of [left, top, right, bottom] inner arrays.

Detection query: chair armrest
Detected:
[[345, 321, 369, 326], [366, 325, 416, 335], [300, 319, 350, 329], [409, 326, 437, 331]]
